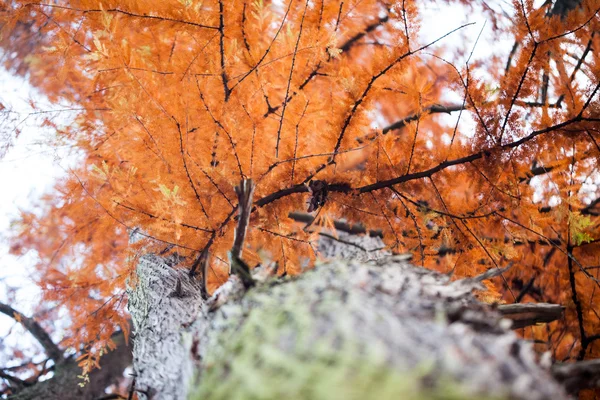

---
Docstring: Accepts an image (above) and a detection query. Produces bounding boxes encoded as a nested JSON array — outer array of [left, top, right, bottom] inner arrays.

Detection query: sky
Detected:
[[0, 71, 73, 365]]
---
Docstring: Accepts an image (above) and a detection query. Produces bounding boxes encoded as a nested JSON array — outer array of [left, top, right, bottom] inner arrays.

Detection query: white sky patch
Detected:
[[418, 2, 516, 141], [0, 67, 74, 367]]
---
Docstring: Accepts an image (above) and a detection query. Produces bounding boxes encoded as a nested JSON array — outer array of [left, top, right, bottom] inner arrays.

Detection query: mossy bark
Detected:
[[128, 244, 568, 400]]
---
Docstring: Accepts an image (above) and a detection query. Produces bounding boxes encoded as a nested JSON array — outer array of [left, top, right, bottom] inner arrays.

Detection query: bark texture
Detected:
[[127, 254, 205, 400], [127, 232, 569, 400], [552, 359, 600, 393], [550, 0, 583, 16]]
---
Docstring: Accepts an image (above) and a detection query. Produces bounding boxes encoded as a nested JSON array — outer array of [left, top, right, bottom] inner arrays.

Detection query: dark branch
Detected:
[[262, 10, 390, 119], [232, 180, 255, 260], [275, 0, 309, 158], [26, 3, 219, 30], [332, 23, 475, 157], [6, 330, 131, 400], [174, 117, 210, 221], [497, 303, 564, 329], [552, 359, 600, 393], [381, 104, 466, 135], [0, 369, 31, 390], [231, 179, 256, 288], [288, 211, 383, 238], [357, 114, 589, 193], [0, 302, 63, 362], [255, 184, 309, 208], [514, 276, 536, 302], [340, 14, 390, 53], [217, 0, 230, 101], [499, 42, 539, 143]]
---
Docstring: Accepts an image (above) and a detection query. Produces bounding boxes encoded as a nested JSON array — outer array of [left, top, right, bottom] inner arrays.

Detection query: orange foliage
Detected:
[[1, 0, 600, 377]]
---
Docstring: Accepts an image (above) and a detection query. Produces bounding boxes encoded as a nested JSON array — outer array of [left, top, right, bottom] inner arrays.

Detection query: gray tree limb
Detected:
[[553, 359, 600, 392]]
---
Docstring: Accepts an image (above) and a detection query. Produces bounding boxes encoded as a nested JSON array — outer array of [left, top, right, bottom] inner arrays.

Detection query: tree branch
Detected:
[[497, 303, 564, 329], [288, 211, 383, 238], [357, 114, 588, 193], [552, 359, 600, 393], [26, 3, 219, 30], [0, 302, 63, 363], [231, 179, 256, 288], [382, 104, 466, 134], [8, 330, 131, 400]]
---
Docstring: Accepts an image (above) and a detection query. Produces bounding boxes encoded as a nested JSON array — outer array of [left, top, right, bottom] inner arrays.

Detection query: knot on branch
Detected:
[[307, 180, 328, 212]]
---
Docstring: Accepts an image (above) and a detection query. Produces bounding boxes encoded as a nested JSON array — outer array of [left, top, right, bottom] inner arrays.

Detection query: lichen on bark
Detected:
[[127, 236, 568, 400], [190, 256, 565, 400]]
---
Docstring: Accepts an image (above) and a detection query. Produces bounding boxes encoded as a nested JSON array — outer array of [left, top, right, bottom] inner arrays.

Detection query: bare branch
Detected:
[[275, 0, 309, 158], [231, 179, 256, 288], [0, 302, 63, 362], [497, 303, 564, 329], [288, 211, 383, 238]]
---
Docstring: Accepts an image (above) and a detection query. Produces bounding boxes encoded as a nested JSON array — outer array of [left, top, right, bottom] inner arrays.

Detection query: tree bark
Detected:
[[552, 359, 600, 393], [127, 233, 570, 400], [550, 0, 583, 17]]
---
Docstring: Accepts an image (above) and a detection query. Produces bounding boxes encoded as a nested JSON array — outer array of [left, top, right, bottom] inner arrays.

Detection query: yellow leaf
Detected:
[[327, 47, 342, 58]]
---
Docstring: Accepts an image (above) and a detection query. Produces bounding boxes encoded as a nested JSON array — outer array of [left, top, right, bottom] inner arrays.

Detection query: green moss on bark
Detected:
[[189, 264, 505, 400]]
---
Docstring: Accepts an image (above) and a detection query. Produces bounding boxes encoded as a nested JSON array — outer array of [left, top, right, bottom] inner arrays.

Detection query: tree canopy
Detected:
[[0, 0, 599, 393]]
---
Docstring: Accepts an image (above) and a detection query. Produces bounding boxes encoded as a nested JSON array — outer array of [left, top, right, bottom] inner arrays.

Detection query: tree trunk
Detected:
[[127, 233, 570, 400]]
